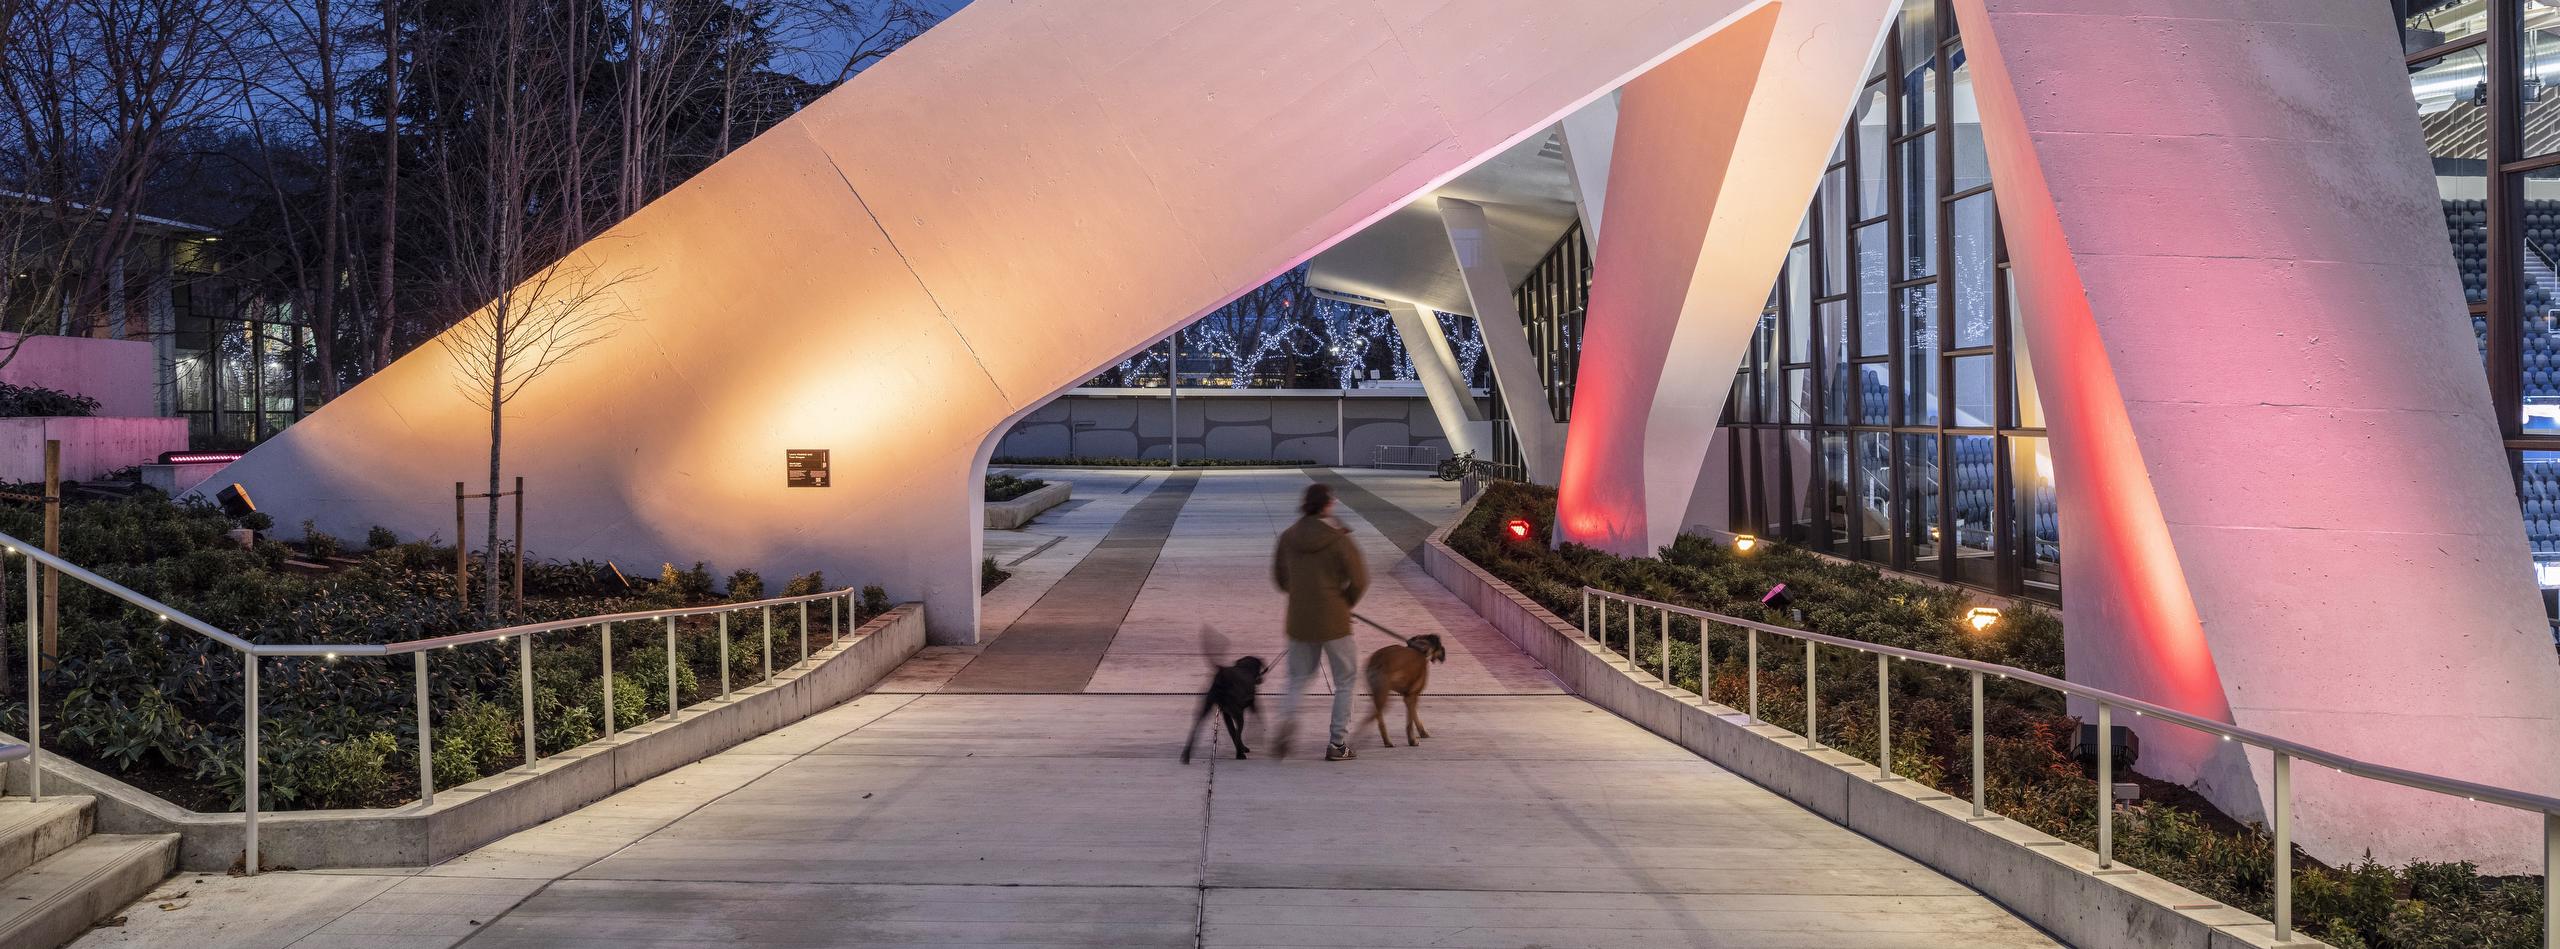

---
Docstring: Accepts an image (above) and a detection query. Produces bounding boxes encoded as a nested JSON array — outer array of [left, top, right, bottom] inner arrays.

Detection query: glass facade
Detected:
[[169, 284, 319, 447], [1717, 1, 2059, 601], [1490, 223, 1591, 475], [2406, 0, 2560, 616]]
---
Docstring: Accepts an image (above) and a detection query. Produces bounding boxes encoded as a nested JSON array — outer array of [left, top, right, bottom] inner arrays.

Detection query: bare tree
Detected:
[[436, 0, 640, 614], [440, 259, 638, 614], [372, 0, 402, 373]]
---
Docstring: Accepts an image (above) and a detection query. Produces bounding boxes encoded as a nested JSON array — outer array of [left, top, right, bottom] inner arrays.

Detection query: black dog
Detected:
[[1182, 626, 1266, 763]]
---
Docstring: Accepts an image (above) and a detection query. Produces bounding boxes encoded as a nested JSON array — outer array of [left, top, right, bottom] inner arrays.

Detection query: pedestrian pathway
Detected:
[[70, 468, 2056, 949]]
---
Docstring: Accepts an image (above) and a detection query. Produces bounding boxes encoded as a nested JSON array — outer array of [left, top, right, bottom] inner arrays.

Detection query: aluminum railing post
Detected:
[[2274, 751, 2292, 942], [519, 633, 536, 769], [601, 624, 615, 739], [2543, 812, 2557, 949], [831, 595, 841, 646], [1970, 670, 1986, 818], [1597, 598, 1606, 654], [415, 652, 433, 806], [1804, 640, 1819, 750], [798, 601, 809, 669], [665, 616, 679, 719], [1658, 610, 1669, 684], [718, 611, 731, 699], [1698, 620, 1711, 703], [2096, 701, 2113, 869], [1877, 653, 1891, 780], [1580, 590, 1589, 640], [243, 656, 259, 875], [21, 556, 37, 801], [1747, 628, 1759, 725], [1624, 600, 1635, 671], [762, 607, 774, 684]]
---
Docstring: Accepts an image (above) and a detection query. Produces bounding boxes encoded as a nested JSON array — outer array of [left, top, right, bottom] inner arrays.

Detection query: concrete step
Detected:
[[0, 796, 93, 880], [0, 833, 179, 949]]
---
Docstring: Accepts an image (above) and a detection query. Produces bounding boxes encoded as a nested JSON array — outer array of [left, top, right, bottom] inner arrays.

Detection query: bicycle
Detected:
[[1435, 450, 1492, 482]]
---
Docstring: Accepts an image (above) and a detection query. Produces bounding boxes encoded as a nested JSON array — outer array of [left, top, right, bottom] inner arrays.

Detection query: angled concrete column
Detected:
[[1442, 197, 1567, 483], [1384, 300, 1485, 458], [206, 0, 1769, 645], [1558, 96, 1620, 239], [1555, 0, 1898, 557], [1956, 0, 2560, 870]]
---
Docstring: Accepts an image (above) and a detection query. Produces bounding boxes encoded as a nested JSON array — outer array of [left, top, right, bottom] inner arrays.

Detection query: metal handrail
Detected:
[[2, 524, 865, 878], [1578, 585, 2560, 946]]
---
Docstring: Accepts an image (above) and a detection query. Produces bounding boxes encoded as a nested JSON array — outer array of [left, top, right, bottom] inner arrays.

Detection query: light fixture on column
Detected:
[[1733, 533, 1758, 553], [1966, 606, 2002, 632]]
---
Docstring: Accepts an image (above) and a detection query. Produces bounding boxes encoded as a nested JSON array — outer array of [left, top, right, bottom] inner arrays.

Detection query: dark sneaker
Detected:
[[1325, 743, 1357, 761]]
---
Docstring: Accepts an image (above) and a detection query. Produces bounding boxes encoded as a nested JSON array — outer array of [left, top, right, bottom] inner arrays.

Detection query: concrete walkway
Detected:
[[73, 468, 2055, 949]]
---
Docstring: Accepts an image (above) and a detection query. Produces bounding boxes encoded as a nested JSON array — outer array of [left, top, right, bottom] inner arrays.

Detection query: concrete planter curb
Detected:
[[983, 481, 1072, 530], [1418, 511, 2314, 949], [4, 603, 925, 872]]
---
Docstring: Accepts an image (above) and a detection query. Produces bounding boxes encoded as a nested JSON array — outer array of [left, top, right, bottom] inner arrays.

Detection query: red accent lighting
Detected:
[[1504, 518, 1532, 541], [157, 451, 245, 465]]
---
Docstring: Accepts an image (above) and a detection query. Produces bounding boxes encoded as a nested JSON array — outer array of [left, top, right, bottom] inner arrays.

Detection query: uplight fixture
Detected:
[[1504, 518, 1533, 542], [1966, 607, 2002, 632], [1733, 533, 1758, 553]]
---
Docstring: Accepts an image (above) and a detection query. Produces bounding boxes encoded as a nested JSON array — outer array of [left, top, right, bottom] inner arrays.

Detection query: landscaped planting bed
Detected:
[[1452, 480, 2544, 949], [983, 473, 1048, 502], [0, 492, 890, 814]]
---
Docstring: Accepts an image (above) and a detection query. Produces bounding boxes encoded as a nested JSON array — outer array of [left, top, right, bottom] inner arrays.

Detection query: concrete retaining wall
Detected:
[[983, 480, 1071, 530], [993, 389, 1480, 466], [0, 417, 188, 482], [1418, 523, 2311, 949], [4, 603, 925, 872], [0, 332, 160, 419]]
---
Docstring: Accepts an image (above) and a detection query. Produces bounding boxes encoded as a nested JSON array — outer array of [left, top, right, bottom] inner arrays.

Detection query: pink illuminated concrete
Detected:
[[1955, 0, 2560, 870], [1556, 0, 1897, 557], [206, 0, 1781, 644]]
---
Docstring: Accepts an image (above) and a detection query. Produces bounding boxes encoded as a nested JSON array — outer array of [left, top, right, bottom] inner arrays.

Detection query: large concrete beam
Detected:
[[1558, 96, 1620, 239], [207, 0, 1781, 644], [1385, 300, 1485, 459], [1555, 0, 1899, 557], [1442, 197, 1568, 484], [1955, 0, 2560, 870]]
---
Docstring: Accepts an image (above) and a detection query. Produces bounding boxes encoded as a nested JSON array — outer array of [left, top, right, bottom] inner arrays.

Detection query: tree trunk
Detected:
[[313, 0, 343, 398], [373, 0, 399, 373]]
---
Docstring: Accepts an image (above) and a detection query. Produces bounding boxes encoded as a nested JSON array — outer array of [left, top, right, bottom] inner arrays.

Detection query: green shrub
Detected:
[[859, 584, 889, 619], [54, 686, 198, 770], [657, 562, 717, 603], [0, 381, 100, 418], [726, 569, 764, 601], [984, 474, 1048, 502], [432, 698, 520, 790], [302, 521, 343, 560], [365, 525, 399, 550], [784, 571, 826, 596], [981, 557, 1011, 593]]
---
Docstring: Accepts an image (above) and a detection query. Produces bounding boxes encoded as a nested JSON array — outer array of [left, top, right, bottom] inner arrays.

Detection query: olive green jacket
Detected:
[[1273, 514, 1368, 642]]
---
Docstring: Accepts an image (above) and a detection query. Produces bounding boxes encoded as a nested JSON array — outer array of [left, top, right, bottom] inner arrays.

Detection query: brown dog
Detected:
[[1361, 634, 1446, 748]]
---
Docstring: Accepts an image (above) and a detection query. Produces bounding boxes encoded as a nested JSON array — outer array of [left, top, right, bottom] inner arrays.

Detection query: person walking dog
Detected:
[[1271, 482, 1369, 761]]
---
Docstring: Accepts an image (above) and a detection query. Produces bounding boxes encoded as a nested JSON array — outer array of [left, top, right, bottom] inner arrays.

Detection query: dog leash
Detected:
[[1350, 612, 1413, 645]]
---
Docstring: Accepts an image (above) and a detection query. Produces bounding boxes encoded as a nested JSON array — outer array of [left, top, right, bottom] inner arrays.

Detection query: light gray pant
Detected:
[[1278, 636, 1360, 748]]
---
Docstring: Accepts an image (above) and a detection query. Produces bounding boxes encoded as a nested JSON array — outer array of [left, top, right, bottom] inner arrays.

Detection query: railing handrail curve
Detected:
[[0, 524, 857, 659], [1580, 585, 2560, 818]]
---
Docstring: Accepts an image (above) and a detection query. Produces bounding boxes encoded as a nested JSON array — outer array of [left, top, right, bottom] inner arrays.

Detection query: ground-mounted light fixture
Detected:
[[1966, 606, 2002, 632], [1762, 583, 1792, 609], [1504, 518, 1533, 542], [1733, 533, 1757, 553]]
